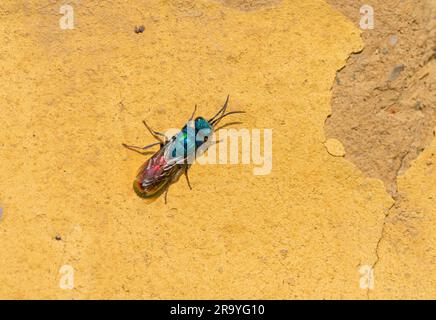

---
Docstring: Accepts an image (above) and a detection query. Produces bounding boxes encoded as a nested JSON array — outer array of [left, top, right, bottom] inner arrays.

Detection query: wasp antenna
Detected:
[[189, 104, 197, 121], [209, 95, 230, 123], [214, 121, 243, 131], [211, 110, 245, 127]]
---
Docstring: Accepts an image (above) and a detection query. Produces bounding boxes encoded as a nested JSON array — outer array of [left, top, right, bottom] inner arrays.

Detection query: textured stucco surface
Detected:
[[0, 0, 434, 299], [370, 129, 436, 299]]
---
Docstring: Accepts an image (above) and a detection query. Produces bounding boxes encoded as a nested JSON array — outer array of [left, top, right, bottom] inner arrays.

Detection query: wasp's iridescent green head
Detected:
[[194, 116, 213, 148], [195, 117, 212, 131]]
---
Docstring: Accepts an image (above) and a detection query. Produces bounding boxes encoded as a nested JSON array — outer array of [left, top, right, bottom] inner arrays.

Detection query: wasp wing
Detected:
[[133, 141, 186, 198]]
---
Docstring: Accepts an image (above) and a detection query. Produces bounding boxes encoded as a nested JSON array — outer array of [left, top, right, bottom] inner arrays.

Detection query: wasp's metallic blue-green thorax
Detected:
[[169, 96, 245, 160], [170, 117, 213, 159]]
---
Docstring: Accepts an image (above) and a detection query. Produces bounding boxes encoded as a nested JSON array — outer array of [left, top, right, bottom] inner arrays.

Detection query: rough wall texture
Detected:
[[371, 133, 436, 299], [0, 0, 434, 299], [325, 0, 436, 195]]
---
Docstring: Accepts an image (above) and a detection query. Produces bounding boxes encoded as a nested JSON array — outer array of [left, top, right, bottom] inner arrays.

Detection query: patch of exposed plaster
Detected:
[[324, 0, 435, 299], [325, 0, 436, 196]]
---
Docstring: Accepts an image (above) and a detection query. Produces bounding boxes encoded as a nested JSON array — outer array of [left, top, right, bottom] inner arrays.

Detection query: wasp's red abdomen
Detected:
[[133, 154, 171, 198]]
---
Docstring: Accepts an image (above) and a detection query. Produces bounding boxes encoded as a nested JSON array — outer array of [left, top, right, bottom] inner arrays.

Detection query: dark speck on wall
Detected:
[[134, 25, 145, 34]]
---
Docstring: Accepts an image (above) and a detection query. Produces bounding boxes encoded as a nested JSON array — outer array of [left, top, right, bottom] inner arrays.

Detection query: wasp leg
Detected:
[[122, 142, 161, 155], [142, 120, 167, 144], [164, 184, 170, 204], [184, 167, 192, 190]]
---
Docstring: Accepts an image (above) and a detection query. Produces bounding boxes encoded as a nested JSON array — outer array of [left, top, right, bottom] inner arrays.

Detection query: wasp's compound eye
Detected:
[[196, 129, 211, 143]]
